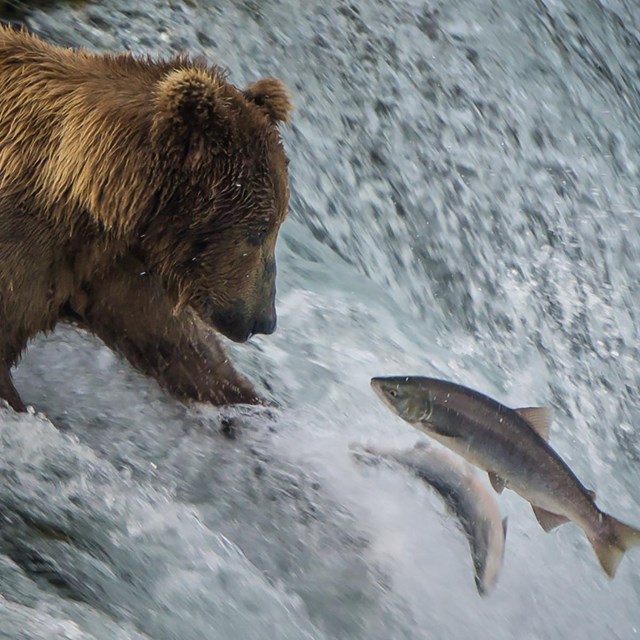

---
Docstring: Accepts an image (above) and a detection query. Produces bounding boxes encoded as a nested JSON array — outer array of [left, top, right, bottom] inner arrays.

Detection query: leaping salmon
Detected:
[[370, 375, 640, 578], [352, 441, 507, 595]]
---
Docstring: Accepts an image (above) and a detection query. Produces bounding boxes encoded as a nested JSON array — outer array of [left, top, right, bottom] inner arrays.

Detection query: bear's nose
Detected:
[[252, 313, 277, 336]]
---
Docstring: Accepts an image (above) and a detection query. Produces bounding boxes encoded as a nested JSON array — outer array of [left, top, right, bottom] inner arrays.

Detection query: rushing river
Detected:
[[1, 0, 640, 638]]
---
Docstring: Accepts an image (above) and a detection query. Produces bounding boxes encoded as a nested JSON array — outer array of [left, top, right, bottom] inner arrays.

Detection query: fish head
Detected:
[[370, 377, 435, 425]]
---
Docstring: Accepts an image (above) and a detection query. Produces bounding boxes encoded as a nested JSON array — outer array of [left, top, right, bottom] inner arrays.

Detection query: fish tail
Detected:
[[588, 514, 640, 579]]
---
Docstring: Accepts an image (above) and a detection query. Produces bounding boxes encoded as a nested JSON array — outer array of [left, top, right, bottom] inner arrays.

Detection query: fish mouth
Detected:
[[370, 378, 397, 411]]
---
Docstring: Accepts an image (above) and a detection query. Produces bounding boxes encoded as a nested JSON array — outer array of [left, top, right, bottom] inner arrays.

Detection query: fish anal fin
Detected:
[[531, 504, 570, 532], [516, 407, 553, 441], [488, 471, 506, 494]]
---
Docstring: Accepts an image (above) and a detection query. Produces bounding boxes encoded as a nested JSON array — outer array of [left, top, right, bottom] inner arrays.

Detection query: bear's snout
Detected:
[[251, 311, 277, 336], [206, 300, 276, 343]]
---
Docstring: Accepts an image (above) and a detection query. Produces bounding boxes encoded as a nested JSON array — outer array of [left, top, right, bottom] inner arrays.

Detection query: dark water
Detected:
[[0, 1, 639, 638]]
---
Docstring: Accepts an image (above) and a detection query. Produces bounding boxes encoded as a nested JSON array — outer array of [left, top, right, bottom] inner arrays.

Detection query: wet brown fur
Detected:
[[0, 25, 292, 411]]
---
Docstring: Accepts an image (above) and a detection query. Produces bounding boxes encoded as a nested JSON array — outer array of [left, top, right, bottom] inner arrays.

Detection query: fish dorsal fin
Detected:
[[516, 407, 552, 441], [587, 489, 596, 502], [488, 471, 506, 494], [531, 504, 570, 532]]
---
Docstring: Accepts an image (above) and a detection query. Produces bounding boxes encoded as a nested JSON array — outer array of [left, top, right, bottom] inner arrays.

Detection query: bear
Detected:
[[0, 24, 292, 412]]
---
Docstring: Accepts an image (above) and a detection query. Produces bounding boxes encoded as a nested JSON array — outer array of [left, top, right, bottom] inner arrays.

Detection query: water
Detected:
[[1, 0, 639, 637]]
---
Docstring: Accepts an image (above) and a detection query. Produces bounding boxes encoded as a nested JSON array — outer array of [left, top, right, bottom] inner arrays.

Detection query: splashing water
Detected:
[[1, 0, 639, 637]]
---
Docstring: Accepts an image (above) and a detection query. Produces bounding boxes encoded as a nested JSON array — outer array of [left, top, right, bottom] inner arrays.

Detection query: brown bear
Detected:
[[0, 24, 292, 412]]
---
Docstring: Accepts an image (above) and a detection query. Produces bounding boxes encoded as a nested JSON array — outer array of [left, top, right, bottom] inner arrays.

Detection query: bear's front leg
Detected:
[[0, 362, 26, 412], [72, 261, 264, 407]]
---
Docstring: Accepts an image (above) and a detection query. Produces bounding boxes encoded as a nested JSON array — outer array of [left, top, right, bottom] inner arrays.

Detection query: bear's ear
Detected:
[[152, 68, 229, 157], [244, 78, 293, 125]]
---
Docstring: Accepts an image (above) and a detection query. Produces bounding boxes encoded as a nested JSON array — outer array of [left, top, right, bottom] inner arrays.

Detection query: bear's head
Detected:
[[146, 67, 292, 343]]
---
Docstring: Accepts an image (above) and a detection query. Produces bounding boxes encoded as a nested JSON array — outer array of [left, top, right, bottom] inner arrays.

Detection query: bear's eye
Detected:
[[248, 227, 268, 246]]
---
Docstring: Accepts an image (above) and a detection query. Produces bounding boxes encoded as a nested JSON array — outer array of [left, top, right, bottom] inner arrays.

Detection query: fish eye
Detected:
[[388, 388, 398, 398]]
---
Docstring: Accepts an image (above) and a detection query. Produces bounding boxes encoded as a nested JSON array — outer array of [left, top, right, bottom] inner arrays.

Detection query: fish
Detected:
[[352, 441, 507, 595], [370, 375, 640, 578]]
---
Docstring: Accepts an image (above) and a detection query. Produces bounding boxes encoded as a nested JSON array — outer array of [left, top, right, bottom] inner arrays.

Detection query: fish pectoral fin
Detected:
[[488, 471, 506, 494], [515, 407, 553, 441], [531, 505, 570, 532]]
